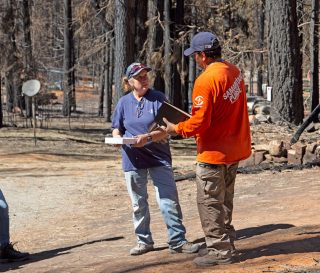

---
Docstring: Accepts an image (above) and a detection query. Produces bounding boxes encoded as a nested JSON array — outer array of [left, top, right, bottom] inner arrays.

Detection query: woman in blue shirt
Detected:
[[112, 63, 199, 256]]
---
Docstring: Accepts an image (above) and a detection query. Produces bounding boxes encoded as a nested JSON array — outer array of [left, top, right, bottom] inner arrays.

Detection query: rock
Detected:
[[306, 143, 318, 153], [249, 115, 260, 125], [265, 154, 273, 161], [315, 146, 320, 159], [239, 152, 255, 167], [291, 142, 307, 156], [287, 149, 303, 164], [306, 124, 316, 133], [254, 151, 267, 165], [254, 105, 271, 115], [269, 140, 284, 156], [255, 114, 269, 123], [254, 144, 270, 151], [302, 150, 317, 164], [272, 156, 288, 164]]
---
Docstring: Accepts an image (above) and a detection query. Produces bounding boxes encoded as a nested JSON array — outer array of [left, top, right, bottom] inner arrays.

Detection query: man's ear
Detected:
[[200, 51, 207, 61]]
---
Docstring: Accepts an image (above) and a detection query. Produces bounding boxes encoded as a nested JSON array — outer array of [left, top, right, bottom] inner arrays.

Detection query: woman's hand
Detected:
[[112, 129, 123, 149]]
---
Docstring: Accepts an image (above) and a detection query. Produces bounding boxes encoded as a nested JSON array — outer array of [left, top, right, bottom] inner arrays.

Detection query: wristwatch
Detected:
[[147, 133, 152, 142]]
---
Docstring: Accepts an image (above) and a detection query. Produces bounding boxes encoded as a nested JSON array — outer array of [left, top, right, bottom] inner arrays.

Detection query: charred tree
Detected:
[[147, 0, 164, 92], [134, 0, 148, 60], [147, 0, 157, 67], [256, 0, 265, 97], [172, 0, 184, 109], [89, 0, 113, 119], [164, 0, 173, 102], [62, 0, 75, 116], [0, 76, 2, 128], [266, 0, 303, 125], [310, 0, 319, 122], [106, 37, 114, 121], [2, 0, 22, 114], [21, 0, 33, 117], [187, 6, 196, 113], [114, 0, 127, 105]]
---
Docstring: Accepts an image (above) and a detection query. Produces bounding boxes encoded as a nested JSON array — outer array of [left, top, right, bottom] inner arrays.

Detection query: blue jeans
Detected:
[[124, 165, 187, 249], [0, 190, 10, 248]]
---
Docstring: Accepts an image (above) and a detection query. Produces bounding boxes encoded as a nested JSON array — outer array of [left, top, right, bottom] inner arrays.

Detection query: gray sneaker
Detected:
[[130, 244, 154, 256], [170, 242, 200, 254]]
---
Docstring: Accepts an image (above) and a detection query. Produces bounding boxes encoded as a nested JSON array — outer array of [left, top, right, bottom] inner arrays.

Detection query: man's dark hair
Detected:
[[203, 46, 222, 59]]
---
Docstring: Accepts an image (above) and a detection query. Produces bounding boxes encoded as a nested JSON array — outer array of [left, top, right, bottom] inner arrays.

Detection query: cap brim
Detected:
[[131, 67, 152, 78], [184, 47, 195, 56]]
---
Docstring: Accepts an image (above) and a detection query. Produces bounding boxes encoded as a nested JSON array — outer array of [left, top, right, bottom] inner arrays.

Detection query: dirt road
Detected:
[[0, 126, 319, 273]]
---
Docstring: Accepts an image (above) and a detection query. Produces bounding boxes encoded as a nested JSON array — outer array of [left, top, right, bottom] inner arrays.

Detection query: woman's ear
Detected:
[[128, 78, 135, 87]]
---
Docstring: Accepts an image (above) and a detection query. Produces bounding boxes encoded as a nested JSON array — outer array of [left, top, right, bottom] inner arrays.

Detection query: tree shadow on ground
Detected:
[[193, 223, 295, 245], [236, 223, 295, 239], [193, 224, 320, 263], [110, 256, 194, 273], [0, 236, 124, 272], [239, 236, 320, 262]]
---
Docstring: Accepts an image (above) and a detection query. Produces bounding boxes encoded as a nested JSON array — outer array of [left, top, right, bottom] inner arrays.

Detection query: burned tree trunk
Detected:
[[266, 0, 303, 125], [187, 6, 196, 113], [114, 0, 127, 105], [21, 0, 33, 117], [62, 0, 75, 116], [310, 0, 319, 122], [256, 0, 265, 97], [0, 76, 2, 128], [164, 0, 173, 102]]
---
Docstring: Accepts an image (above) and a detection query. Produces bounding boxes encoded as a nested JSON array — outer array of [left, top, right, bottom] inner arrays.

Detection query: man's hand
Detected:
[[132, 134, 148, 147], [162, 118, 178, 136]]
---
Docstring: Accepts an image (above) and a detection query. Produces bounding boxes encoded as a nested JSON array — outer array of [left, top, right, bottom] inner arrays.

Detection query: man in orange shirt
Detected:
[[163, 32, 251, 267]]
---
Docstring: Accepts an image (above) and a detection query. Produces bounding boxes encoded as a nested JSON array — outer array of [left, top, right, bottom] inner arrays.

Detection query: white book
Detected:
[[104, 137, 137, 145]]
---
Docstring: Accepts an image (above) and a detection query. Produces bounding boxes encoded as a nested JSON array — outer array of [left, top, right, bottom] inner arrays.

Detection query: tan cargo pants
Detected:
[[196, 161, 239, 258]]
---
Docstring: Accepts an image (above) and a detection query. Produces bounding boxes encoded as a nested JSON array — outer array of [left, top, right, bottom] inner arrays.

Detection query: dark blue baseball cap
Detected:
[[184, 32, 220, 56], [125, 63, 151, 79]]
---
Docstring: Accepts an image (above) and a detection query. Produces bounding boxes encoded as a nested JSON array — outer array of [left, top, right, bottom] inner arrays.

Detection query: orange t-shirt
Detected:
[[175, 61, 251, 164]]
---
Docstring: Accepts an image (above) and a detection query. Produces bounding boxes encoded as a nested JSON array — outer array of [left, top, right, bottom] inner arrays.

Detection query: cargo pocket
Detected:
[[197, 164, 224, 200]]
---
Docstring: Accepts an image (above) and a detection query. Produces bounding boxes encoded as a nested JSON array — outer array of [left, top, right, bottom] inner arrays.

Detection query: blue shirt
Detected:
[[112, 89, 172, 172]]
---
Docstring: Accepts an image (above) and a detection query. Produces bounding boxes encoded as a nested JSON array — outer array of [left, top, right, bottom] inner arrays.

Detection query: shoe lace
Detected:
[[182, 242, 193, 248], [138, 243, 146, 249]]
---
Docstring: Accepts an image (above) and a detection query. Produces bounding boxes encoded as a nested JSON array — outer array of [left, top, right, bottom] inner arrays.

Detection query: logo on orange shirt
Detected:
[[223, 74, 243, 103], [194, 96, 204, 107]]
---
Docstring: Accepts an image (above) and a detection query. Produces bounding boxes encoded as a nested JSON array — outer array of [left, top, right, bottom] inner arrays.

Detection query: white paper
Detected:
[[104, 137, 137, 145]]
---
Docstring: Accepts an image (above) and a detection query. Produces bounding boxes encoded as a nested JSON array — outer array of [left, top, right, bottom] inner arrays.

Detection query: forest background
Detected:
[[0, 0, 319, 129], [0, 2, 319, 272]]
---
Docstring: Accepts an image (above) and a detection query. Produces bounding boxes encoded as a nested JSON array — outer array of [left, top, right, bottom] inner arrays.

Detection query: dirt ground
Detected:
[[0, 120, 319, 273]]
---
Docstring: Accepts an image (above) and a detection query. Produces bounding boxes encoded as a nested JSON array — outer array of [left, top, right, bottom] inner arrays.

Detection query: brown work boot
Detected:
[[198, 243, 238, 257], [194, 252, 233, 267]]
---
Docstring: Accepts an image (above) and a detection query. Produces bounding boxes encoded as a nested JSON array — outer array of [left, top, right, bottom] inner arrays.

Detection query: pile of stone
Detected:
[[240, 138, 320, 168], [243, 97, 320, 168]]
